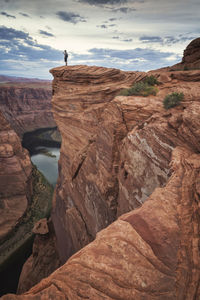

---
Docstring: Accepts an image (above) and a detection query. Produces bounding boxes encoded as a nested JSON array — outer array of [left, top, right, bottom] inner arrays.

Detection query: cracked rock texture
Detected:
[[0, 111, 32, 239], [0, 80, 55, 137]]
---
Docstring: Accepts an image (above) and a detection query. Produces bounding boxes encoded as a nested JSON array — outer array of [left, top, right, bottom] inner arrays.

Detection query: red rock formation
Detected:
[[49, 64, 200, 265], [50, 65, 146, 262], [0, 111, 32, 239], [0, 81, 55, 137], [2, 39, 200, 299], [1, 146, 200, 299]]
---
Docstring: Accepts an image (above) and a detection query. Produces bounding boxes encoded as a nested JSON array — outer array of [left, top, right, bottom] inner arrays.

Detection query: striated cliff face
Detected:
[[0, 81, 55, 137], [0, 111, 32, 239], [49, 64, 200, 265], [50, 66, 146, 262]]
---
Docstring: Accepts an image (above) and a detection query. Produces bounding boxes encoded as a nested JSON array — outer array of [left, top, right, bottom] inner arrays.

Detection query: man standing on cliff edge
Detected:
[[63, 50, 68, 66]]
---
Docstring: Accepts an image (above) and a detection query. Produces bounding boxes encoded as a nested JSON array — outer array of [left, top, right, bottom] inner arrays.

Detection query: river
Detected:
[[31, 147, 60, 187]]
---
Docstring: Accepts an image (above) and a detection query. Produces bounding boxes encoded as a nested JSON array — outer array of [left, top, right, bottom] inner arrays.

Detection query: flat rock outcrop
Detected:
[[0, 111, 32, 239], [0, 81, 55, 137], [2, 146, 200, 299]]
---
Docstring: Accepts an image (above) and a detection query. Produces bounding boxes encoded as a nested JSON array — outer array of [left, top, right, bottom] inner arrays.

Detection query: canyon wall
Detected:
[[0, 110, 57, 295], [0, 81, 55, 137], [0, 111, 32, 239]]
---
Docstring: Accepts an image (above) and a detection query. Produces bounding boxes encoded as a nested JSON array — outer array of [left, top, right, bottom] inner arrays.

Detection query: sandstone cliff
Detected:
[[49, 64, 200, 265], [1, 39, 200, 299], [0, 80, 55, 137], [50, 65, 146, 262]]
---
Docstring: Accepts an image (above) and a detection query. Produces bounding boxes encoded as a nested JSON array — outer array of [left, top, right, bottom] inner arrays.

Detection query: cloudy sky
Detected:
[[0, 0, 199, 79]]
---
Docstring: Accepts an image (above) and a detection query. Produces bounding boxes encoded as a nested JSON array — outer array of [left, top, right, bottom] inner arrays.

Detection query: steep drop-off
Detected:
[[50, 66, 146, 262], [0, 111, 55, 295]]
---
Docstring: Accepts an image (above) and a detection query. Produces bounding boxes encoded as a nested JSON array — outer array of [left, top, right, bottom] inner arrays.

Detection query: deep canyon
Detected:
[[1, 38, 200, 299]]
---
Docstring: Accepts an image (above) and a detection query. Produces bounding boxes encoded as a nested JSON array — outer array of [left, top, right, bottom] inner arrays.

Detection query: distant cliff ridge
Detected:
[[0, 79, 55, 137]]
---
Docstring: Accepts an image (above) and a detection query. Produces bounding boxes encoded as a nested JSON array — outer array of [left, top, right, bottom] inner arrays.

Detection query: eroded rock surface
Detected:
[[2, 146, 200, 299], [0, 111, 32, 239]]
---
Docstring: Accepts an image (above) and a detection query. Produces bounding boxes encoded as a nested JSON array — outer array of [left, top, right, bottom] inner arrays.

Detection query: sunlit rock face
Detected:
[[0, 111, 32, 239]]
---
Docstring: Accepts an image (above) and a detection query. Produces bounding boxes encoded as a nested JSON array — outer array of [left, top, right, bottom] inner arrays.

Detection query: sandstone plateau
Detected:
[[0, 79, 55, 137], [1, 39, 200, 299]]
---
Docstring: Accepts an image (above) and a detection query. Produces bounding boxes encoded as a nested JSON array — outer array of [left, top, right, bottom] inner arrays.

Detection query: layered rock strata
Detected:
[[49, 65, 200, 265], [0, 81, 55, 137], [1, 145, 200, 299], [50, 66, 146, 262], [0, 111, 32, 239], [1, 38, 200, 299]]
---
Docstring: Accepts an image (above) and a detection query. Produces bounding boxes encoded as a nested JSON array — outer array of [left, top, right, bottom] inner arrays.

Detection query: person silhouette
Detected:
[[63, 50, 68, 66]]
